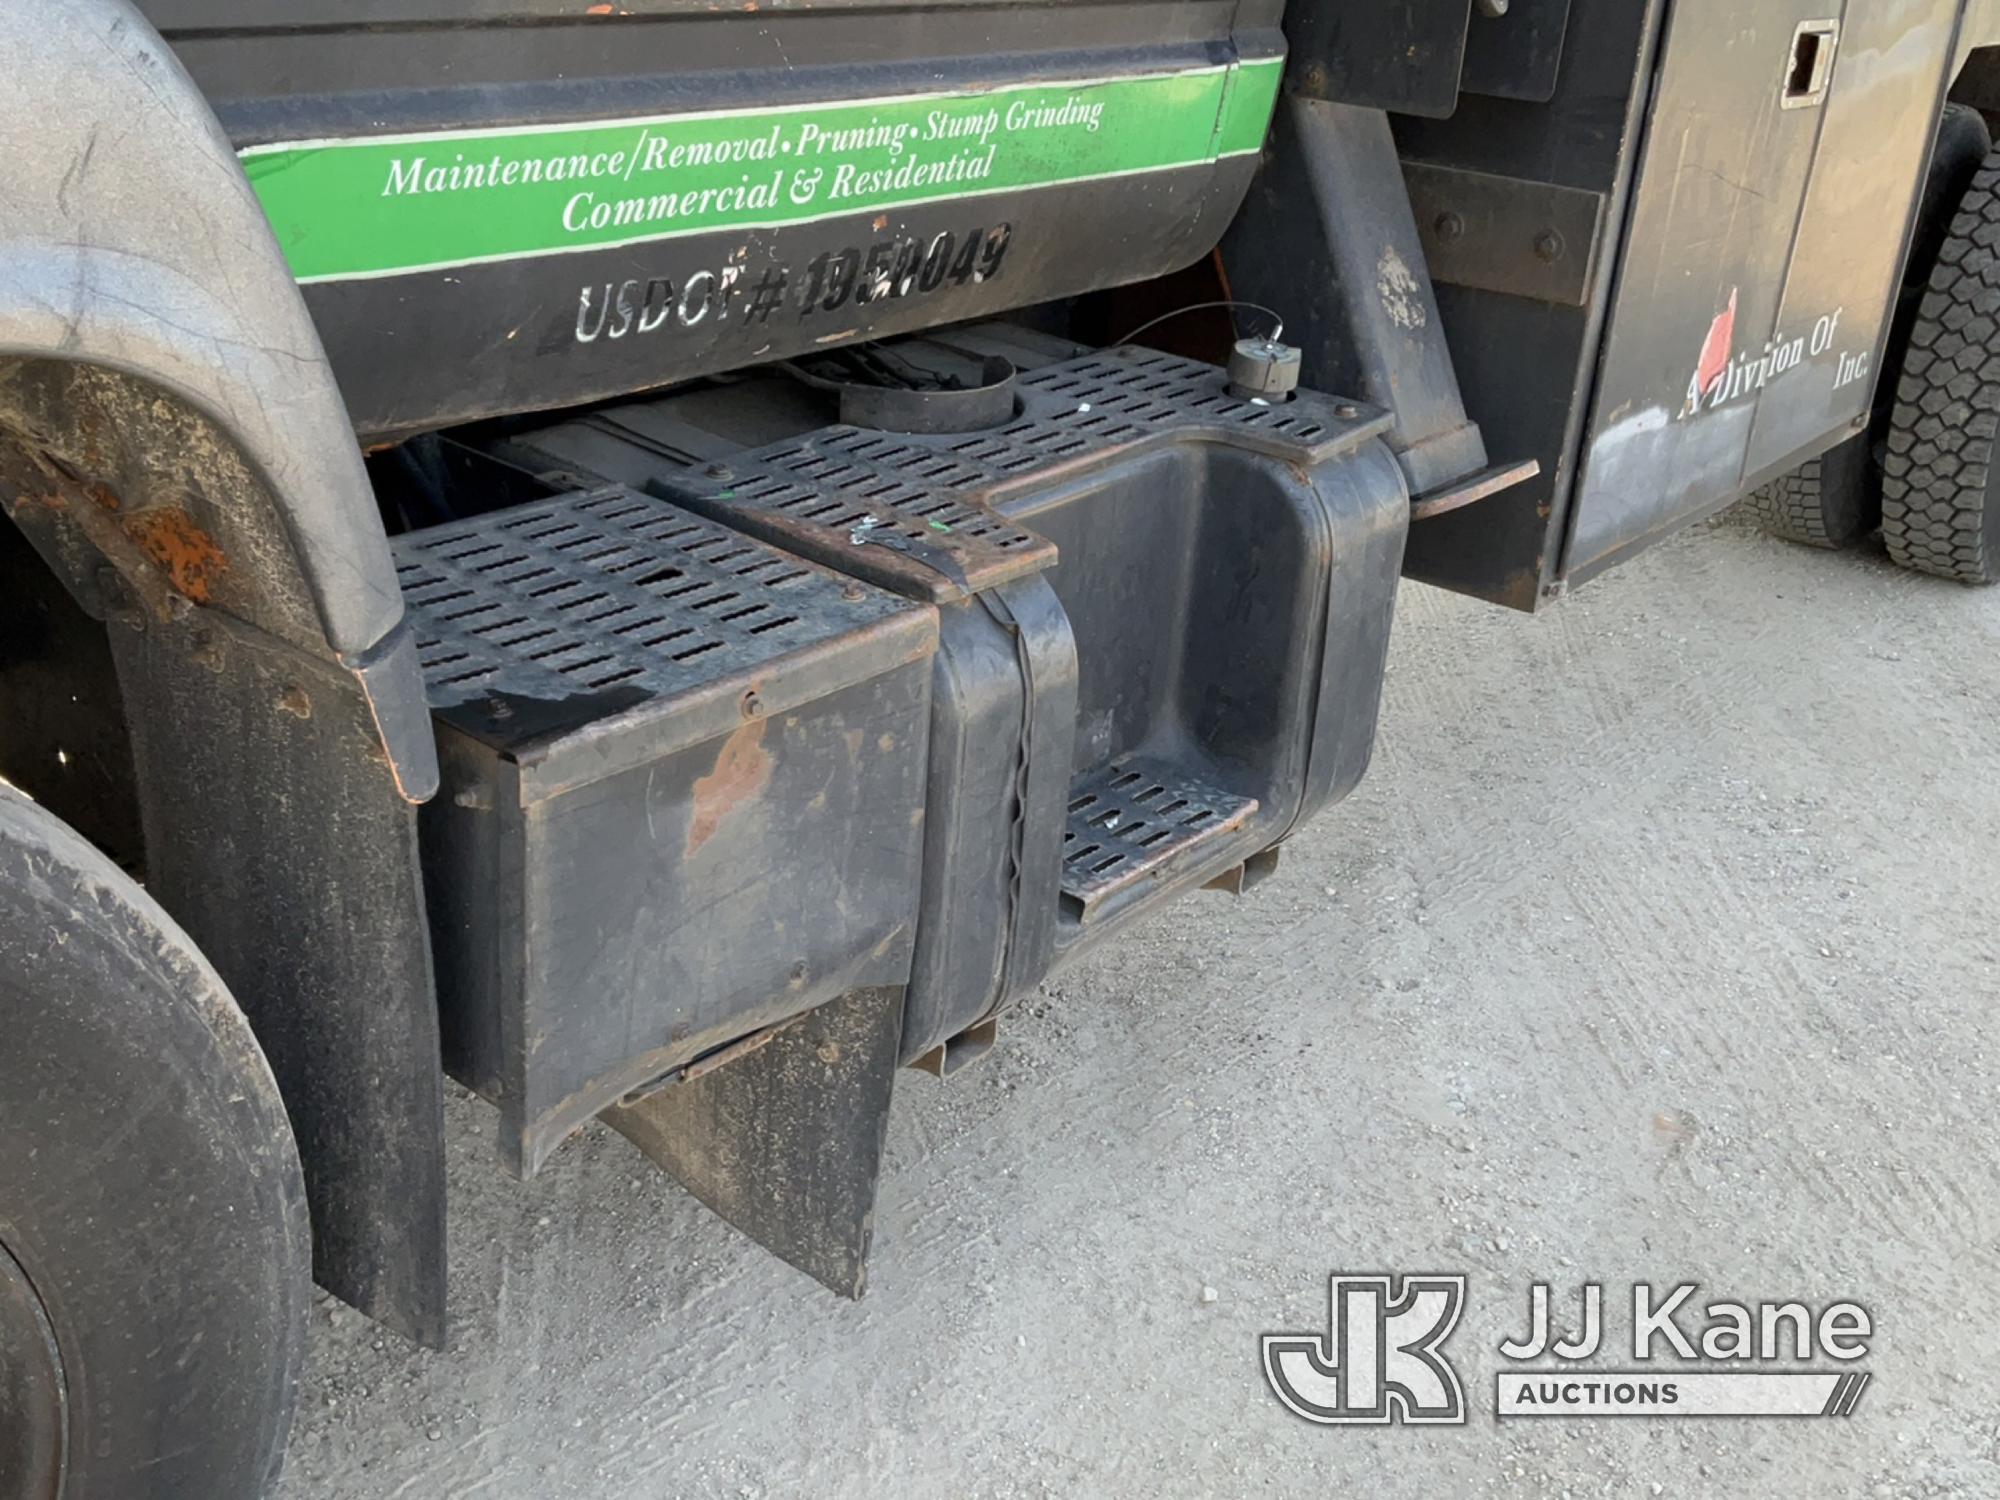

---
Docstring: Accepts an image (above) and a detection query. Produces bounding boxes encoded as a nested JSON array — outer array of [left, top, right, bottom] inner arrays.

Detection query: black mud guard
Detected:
[[0, 0, 447, 1342]]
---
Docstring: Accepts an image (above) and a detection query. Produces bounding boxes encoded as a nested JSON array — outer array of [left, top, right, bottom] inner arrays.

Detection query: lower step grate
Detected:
[[1060, 757, 1258, 921]]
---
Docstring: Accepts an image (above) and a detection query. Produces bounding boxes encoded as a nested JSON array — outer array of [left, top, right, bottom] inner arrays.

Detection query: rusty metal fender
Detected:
[[0, 0, 436, 802]]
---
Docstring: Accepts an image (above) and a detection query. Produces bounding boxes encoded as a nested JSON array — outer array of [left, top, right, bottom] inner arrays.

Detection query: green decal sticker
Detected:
[[241, 57, 1283, 283]]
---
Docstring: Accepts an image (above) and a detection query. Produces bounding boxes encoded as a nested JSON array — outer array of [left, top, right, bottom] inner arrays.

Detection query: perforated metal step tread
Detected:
[[575, 409, 1055, 606], [541, 348, 1387, 606], [1061, 756, 1259, 921], [1006, 346, 1380, 472], [393, 486, 933, 763]]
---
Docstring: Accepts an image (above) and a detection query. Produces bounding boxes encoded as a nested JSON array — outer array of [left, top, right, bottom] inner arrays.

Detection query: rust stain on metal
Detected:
[[277, 684, 314, 720], [687, 717, 771, 856], [123, 506, 227, 604], [680, 1017, 796, 1085], [76, 406, 107, 472], [10, 490, 67, 517]]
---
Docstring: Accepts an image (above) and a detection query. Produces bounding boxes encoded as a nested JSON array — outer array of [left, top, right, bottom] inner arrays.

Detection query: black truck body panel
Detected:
[[133, 0, 1999, 596], [1307, 0, 1988, 605], [1566, 0, 1962, 582], [142, 0, 1287, 440]]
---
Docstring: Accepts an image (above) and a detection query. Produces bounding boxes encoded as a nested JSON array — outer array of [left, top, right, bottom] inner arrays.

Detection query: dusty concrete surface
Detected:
[[277, 517, 2000, 1500]]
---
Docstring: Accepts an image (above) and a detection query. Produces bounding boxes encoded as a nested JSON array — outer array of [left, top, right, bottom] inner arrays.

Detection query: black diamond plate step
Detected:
[[392, 486, 932, 760], [1060, 756, 1259, 921], [531, 348, 1387, 606]]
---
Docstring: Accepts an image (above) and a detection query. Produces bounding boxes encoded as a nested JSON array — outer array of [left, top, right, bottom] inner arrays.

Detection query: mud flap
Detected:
[[111, 612, 448, 1347], [602, 986, 905, 1299]]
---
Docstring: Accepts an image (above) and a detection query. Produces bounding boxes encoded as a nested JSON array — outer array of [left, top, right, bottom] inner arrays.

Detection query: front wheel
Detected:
[[0, 784, 310, 1499]]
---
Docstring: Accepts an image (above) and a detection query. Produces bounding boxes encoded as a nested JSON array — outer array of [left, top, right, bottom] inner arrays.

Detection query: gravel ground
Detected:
[[276, 516, 2000, 1500]]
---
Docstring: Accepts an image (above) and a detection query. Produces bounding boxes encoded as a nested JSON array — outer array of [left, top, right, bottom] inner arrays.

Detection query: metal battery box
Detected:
[[395, 490, 936, 1173]]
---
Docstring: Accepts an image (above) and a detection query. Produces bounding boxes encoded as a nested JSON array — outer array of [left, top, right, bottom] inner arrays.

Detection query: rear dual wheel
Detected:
[[1741, 104, 1994, 572], [0, 782, 310, 1499], [1880, 136, 2000, 583], [1737, 435, 1876, 550]]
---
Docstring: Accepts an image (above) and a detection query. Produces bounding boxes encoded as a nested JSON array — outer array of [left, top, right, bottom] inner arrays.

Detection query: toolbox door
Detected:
[[1564, 0, 1956, 580], [1740, 0, 1960, 476]]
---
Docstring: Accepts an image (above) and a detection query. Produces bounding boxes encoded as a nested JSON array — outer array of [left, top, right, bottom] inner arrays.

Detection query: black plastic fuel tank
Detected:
[[491, 328, 1410, 1070]]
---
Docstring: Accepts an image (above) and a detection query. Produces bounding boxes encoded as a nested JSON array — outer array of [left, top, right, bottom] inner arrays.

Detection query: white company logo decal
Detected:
[[1264, 1276, 1875, 1424], [1679, 288, 1868, 418]]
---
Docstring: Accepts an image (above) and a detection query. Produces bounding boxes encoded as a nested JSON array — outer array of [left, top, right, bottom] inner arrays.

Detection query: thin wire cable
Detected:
[[1112, 299, 1285, 348]]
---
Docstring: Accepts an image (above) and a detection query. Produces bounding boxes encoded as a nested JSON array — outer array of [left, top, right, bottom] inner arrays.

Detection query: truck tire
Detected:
[[0, 784, 309, 1500], [1738, 436, 1874, 549], [1882, 133, 2000, 584], [1744, 106, 1991, 552]]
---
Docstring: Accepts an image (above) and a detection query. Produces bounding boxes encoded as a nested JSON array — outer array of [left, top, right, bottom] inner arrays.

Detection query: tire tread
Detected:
[[1881, 150, 2000, 583], [1741, 459, 1843, 548]]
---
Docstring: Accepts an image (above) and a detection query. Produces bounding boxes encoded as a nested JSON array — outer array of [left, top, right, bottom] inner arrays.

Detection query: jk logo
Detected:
[[1263, 1274, 1468, 1425]]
